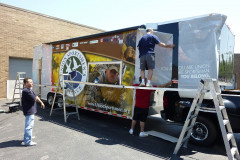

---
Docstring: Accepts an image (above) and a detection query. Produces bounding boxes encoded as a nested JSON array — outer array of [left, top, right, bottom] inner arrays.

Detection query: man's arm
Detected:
[[36, 96, 45, 109], [158, 43, 175, 48]]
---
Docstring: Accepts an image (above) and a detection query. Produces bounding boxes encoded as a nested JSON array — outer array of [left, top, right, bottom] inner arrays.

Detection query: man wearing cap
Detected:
[[85, 64, 120, 103], [98, 65, 119, 85], [137, 28, 175, 87]]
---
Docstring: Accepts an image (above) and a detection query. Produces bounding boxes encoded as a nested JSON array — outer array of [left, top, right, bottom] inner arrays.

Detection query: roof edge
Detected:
[[46, 25, 146, 45]]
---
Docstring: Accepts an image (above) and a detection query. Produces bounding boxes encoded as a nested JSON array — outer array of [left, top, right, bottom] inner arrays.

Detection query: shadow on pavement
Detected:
[[0, 140, 23, 148]]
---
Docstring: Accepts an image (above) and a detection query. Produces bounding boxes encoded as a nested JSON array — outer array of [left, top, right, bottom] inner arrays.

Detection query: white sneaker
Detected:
[[139, 132, 148, 137], [21, 141, 37, 146], [139, 82, 145, 87], [146, 83, 152, 87], [129, 129, 133, 135], [29, 142, 37, 146]]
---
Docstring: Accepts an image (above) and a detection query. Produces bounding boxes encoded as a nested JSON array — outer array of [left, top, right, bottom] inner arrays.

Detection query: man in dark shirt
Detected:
[[137, 28, 175, 87], [21, 78, 45, 146]]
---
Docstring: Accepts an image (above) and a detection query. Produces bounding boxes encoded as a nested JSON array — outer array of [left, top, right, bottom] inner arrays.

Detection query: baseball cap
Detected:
[[108, 65, 119, 73]]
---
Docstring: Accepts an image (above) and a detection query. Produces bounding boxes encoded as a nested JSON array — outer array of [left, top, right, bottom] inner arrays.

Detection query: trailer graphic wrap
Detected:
[[50, 30, 137, 118], [52, 30, 137, 65], [52, 49, 135, 118], [59, 49, 87, 96]]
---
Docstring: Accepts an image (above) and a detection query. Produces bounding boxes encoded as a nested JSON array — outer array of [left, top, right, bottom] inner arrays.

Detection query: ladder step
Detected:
[[186, 124, 194, 131], [202, 89, 209, 93], [227, 133, 233, 141], [66, 112, 78, 115], [219, 105, 225, 110], [223, 119, 229, 125], [231, 147, 237, 157]]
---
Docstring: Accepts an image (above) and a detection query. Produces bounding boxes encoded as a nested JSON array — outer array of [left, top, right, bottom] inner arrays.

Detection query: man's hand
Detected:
[[158, 43, 175, 48], [41, 102, 45, 109], [167, 44, 175, 48], [36, 96, 45, 109]]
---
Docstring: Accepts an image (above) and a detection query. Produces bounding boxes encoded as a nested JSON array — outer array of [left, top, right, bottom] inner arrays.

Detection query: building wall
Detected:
[[0, 3, 104, 98], [234, 54, 240, 89]]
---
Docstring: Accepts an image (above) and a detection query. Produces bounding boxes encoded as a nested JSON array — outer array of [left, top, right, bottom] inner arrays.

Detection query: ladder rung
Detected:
[[66, 112, 78, 115], [202, 89, 209, 93], [223, 119, 229, 125], [219, 105, 225, 110], [186, 125, 194, 131], [227, 133, 233, 141], [231, 147, 237, 156]]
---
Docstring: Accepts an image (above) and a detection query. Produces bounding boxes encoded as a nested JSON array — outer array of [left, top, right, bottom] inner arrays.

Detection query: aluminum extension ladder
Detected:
[[12, 72, 26, 106], [173, 79, 240, 160], [50, 74, 80, 123]]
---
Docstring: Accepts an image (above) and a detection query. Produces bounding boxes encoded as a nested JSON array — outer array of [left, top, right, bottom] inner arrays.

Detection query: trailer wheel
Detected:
[[190, 116, 217, 146], [56, 96, 63, 108], [47, 94, 54, 107]]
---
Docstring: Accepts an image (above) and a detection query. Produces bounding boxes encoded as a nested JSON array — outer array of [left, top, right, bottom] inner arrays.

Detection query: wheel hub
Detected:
[[191, 122, 208, 141]]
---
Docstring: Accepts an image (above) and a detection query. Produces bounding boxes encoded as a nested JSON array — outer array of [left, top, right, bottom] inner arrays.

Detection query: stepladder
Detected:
[[50, 73, 80, 123], [12, 72, 26, 107], [173, 79, 240, 160]]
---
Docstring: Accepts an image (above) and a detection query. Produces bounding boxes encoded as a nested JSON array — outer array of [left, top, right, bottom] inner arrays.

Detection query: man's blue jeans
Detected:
[[24, 115, 34, 145]]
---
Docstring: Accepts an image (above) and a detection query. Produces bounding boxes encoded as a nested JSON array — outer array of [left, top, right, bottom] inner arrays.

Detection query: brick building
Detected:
[[0, 3, 104, 98]]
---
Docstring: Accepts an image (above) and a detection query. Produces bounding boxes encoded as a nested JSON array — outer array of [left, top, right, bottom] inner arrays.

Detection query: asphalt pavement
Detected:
[[0, 98, 237, 160]]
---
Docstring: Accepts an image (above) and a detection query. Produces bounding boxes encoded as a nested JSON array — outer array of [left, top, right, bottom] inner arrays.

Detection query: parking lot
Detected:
[[0, 98, 238, 160]]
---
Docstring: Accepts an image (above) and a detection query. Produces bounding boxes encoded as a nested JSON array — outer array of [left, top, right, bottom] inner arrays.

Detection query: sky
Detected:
[[1, 0, 240, 53]]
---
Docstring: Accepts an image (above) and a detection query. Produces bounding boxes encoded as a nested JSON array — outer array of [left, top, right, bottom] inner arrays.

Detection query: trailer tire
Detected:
[[47, 93, 55, 107], [190, 116, 217, 146], [56, 96, 63, 108]]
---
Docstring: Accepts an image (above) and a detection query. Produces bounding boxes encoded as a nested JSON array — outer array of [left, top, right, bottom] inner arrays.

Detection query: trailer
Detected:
[[32, 13, 233, 121]]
